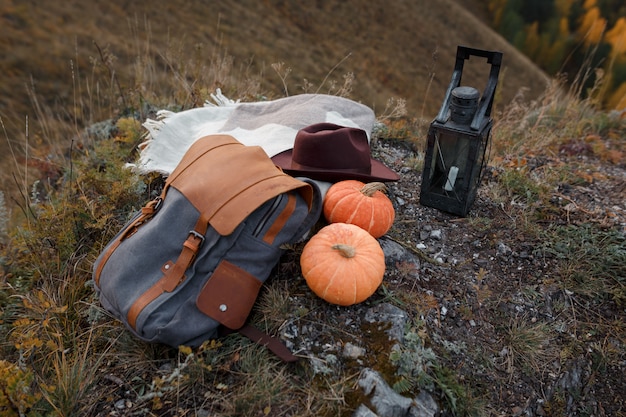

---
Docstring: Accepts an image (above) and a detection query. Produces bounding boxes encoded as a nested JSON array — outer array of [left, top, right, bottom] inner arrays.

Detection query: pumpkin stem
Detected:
[[331, 243, 356, 258], [361, 182, 387, 197]]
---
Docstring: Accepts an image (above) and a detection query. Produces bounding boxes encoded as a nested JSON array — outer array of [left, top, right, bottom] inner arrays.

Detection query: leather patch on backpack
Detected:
[[196, 260, 262, 330]]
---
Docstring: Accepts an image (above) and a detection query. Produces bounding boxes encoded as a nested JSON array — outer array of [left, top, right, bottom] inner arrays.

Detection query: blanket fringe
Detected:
[[137, 90, 238, 157], [157, 109, 175, 120], [137, 118, 162, 152], [205, 88, 239, 107]]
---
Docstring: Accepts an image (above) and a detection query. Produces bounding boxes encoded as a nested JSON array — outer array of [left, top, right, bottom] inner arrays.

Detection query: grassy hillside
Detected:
[[0, 0, 549, 174]]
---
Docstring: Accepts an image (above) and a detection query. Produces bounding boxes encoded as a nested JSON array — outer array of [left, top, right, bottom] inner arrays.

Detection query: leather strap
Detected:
[[127, 261, 179, 330], [221, 325, 299, 362], [127, 217, 208, 330], [262, 192, 297, 245], [94, 198, 162, 286]]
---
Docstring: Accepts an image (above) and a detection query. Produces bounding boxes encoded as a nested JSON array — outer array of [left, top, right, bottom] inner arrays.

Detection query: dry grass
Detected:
[[500, 316, 555, 375], [491, 77, 624, 161], [0, 0, 550, 181]]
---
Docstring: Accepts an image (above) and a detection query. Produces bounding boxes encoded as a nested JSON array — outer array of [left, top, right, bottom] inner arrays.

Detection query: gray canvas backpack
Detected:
[[93, 135, 322, 361]]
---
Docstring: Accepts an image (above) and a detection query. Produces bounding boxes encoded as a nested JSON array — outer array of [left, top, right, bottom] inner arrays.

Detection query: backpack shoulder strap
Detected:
[[94, 197, 163, 286]]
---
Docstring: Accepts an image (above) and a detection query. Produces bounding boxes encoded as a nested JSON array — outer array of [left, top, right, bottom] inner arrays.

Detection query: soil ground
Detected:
[[275, 135, 626, 416]]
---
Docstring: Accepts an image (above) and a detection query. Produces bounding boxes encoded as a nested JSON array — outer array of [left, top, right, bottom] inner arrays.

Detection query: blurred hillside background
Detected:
[[480, 0, 626, 108], [0, 0, 624, 180]]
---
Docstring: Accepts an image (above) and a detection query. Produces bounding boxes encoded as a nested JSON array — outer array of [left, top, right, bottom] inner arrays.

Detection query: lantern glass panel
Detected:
[[468, 126, 490, 197], [425, 128, 472, 200]]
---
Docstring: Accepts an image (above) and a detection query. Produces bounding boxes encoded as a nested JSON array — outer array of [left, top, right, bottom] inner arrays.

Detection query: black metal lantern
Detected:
[[420, 46, 503, 216]]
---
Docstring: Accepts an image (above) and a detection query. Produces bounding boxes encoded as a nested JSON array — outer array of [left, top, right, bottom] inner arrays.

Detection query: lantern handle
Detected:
[[435, 46, 503, 131]]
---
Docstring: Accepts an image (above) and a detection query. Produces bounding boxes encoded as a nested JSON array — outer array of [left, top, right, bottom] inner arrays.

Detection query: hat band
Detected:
[[289, 159, 370, 175]]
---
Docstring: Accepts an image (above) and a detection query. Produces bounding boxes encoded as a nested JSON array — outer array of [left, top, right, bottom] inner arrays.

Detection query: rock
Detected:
[[364, 303, 409, 344], [353, 404, 380, 417], [357, 368, 413, 417], [497, 241, 512, 256], [473, 258, 489, 268], [412, 391, 439, 417], [511, 406, 524, 415], [114, 399, 132, 410], [430, 229, 443, 240], [196, 409, 211, 417], [536, 403, 547, 416], [310, 354, 339, 376], [379, 237, 408, 262], [356, 368, 439, 417], [343, 342, 366, 359]]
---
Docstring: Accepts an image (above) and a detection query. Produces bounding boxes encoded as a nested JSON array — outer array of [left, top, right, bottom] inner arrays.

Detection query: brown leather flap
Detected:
[[165, 135, 313, 236], [196, 260, 262, 330]]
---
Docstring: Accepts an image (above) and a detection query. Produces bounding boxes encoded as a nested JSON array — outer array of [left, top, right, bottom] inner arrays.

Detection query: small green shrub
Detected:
[[0, 360, 40, 417], [389, 324, 483, 416], [539, 224, 626, 304], [498, 168, 549, 205]]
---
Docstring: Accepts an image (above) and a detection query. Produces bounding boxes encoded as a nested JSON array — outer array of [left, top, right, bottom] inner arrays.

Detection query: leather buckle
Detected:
[[188, 230, 205, 245]]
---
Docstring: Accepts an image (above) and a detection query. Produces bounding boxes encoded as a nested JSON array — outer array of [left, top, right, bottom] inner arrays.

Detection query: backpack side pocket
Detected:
[[196, 260, 262, 330]]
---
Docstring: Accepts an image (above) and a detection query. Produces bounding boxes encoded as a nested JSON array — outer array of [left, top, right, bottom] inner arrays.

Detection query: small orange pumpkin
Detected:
[[300, 222, 385, 306], [323, 180, 395, 238]]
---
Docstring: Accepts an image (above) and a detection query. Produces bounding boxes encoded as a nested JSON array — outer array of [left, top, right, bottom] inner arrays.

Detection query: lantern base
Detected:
[[419, 190, 477, 217]]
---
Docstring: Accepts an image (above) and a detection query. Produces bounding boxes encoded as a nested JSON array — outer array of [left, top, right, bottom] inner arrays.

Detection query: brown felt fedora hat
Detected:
[[271, 123, 400, 182]]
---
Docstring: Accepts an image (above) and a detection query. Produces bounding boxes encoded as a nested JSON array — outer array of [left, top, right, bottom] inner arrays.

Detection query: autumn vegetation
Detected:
[[486, 0, 626, 109]]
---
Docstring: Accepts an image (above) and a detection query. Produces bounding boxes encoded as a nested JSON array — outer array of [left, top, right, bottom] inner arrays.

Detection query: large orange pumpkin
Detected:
[[300, 222, 385, 306], [323, 180, 395, 238]]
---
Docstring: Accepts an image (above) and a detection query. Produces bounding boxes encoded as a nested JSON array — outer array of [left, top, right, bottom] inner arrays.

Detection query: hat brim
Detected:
[[271, 149, 400, 183]]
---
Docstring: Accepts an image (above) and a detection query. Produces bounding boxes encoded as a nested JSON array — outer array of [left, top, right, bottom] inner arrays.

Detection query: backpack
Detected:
[[93, 135, 322, 361]]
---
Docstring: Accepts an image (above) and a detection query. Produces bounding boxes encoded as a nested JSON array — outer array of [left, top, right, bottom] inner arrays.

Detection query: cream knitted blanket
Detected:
[[130, 90, 376, 175]]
